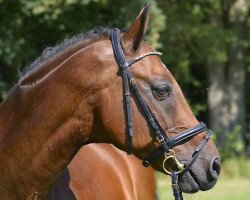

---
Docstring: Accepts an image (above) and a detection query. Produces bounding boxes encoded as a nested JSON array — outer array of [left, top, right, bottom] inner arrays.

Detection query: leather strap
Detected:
[[111, 28, 134, 154], [171, 171, 183, 200], [180, 129, 212, 175], [110, 28, 165, 154], [142, 122, 207, 166]]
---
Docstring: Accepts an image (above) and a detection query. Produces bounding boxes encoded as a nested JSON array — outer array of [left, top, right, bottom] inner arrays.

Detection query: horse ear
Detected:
[[121, 3, 150, 53]]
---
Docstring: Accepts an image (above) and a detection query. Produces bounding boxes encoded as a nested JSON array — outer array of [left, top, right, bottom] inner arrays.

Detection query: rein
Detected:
[[110, 28, 212, 199]]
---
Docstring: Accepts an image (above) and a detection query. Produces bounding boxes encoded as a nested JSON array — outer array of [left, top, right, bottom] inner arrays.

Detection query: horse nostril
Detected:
[[211, 158, 221, 179]]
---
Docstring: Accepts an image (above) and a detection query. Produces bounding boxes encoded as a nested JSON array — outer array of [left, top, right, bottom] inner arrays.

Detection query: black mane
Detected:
[[18, 26, 112, 80]]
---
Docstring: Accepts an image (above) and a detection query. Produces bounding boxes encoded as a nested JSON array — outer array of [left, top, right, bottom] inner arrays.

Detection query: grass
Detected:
[[155, 157, 250, 200]]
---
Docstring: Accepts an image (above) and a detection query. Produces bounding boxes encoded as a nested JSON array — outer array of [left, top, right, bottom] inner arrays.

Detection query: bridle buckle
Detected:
[[157, 136, 165, 143]]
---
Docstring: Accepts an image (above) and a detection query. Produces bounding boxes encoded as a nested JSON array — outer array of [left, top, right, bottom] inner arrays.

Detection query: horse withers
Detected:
[[0, 3, 220, 199]]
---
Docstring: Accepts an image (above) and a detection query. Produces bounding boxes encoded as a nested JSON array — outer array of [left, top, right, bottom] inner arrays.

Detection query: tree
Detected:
[[207, 0, 247, 155]]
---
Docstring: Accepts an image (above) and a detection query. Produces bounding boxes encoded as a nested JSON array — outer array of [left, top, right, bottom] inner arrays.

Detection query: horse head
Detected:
[[96, 3, 221, 193]]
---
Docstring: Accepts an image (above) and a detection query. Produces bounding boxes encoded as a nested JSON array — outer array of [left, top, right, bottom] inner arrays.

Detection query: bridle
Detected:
[[110, 28, 212, 200]]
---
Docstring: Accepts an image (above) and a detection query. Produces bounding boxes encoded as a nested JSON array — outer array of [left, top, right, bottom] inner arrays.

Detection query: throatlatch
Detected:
[[110, 28, 213, 200]]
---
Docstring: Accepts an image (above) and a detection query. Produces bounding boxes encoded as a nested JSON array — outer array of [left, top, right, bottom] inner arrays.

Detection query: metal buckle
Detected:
[[172, 183, 179, 188], [129, 78, 136, 85], [157, 136, 165, 143], [162, 149, 185, 175], [124, 93, 131, 96]]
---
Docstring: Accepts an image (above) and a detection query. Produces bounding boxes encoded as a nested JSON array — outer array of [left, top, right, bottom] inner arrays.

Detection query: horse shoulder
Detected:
[[49, 144, 156, 200]]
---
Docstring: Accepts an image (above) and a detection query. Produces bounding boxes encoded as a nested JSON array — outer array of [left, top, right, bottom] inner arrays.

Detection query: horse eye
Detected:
[[152, 86, 171, 100], [156, 88, 168, 95]]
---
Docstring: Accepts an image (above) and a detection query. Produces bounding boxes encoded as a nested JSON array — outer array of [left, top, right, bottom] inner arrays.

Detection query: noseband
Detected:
[[110, 28, 212, 200]]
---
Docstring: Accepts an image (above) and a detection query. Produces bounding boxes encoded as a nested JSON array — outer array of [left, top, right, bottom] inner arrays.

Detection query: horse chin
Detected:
[[178, 171, 200, 193], [178, 169, 217, 193]]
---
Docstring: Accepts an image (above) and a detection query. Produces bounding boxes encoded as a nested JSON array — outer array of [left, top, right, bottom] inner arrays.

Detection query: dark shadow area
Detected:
[[48, 168, 76, 200]]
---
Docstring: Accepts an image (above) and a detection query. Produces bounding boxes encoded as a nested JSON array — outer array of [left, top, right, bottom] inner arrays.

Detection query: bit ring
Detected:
[[162, 149, 185, 175]]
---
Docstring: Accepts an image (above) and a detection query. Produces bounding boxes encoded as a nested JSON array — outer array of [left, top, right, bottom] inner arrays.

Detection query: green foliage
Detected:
[[212, 125, 245, 160]]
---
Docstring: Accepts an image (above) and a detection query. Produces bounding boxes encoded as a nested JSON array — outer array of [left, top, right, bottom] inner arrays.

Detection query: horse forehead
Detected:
[[94, 39, 170, 79], [131, 55, 170, 80]]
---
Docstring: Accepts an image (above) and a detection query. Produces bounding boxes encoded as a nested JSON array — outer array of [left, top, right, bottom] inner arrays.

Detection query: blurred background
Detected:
[[0, 0, 250, 199]]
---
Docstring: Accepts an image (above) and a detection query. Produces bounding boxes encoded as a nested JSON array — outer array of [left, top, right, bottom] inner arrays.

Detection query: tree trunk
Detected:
[[207, 0, 247, 151]]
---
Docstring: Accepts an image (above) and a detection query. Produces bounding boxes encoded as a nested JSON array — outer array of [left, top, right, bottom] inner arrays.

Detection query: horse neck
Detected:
[[19, 39, 97, 86], [0, 41, 110, 199]]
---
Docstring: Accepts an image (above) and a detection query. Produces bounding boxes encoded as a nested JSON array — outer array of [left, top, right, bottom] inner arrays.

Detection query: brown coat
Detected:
[[49, 144, 155, 200]]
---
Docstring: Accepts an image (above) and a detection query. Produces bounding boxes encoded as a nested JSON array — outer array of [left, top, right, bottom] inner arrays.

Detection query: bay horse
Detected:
[[0, 3, 220, 199], [48, 143, 156, 200]]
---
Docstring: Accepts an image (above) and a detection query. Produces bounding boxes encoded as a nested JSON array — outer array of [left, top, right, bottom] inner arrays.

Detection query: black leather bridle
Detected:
[[110, 28, 212, 200]]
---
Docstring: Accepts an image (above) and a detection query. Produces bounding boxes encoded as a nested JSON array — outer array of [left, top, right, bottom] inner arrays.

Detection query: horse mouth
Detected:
[[179, 167, 218, 193], [178, 170, 200, 193]]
